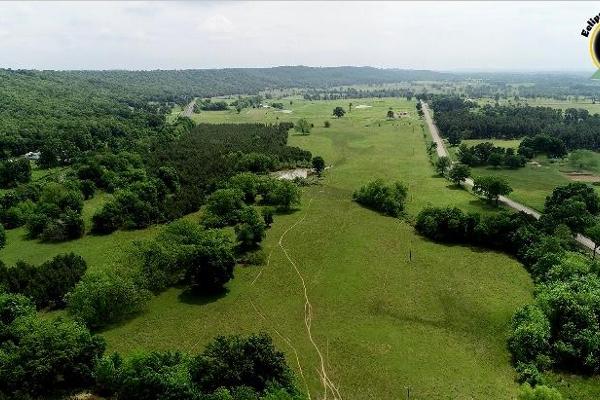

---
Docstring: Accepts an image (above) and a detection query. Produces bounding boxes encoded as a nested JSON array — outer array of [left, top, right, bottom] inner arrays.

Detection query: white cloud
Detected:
[[0, 1, 595, 71], [199, 14, 234, 34]]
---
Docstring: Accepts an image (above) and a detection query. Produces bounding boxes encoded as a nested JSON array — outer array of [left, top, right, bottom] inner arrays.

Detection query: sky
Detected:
[[0, 1, 597, 72]]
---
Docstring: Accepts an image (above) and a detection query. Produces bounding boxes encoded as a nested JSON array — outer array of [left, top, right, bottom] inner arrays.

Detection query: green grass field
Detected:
[[3, 98, 599, 398], [102, 100, 535, 399]]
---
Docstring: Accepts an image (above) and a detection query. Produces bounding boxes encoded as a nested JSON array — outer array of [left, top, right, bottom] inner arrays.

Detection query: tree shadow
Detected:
[[178, 287, 229, 305], [468, 198, 501, 211], [445, 184, 465, 191]]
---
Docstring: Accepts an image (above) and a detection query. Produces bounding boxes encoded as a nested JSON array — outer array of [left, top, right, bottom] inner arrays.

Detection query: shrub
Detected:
[[66, 271, 151, 329], [93, 201, 123, 234], [353, 179, 408, 217], [80, 179, 96, 199], [517, 384, 562, 400], [261, 206, 275, 227], [515, 362, 545, 386], [312, 156, 325, 176], [238, 153, 276, 173], [0, 223, 5, 249]]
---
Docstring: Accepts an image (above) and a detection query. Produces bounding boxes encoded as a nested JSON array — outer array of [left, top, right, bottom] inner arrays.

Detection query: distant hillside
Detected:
[[34, 66, 454, 101]]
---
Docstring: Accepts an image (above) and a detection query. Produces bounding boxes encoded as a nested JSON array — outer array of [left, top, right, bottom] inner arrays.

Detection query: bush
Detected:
[[0, 158, 31, 188], [353, 179, 408, 217], [312, 156, 325, 176], [261, 206, 275, 227], [515, 362, 545, 386], [94, 333, 299, 400], [238, 153, 276, 174], [0, 292, 35, 339], [415, 206, 477, 242], [80, 179, 96, 199], [0, 223, 5, 249], [26, 183, 85, 241], [66, 271, 151, 329], [517, 384, 562, 400]]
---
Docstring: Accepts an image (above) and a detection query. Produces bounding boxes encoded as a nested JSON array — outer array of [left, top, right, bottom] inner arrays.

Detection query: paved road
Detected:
[[421, 100, 597, 254], [181, 98, 196, 118]]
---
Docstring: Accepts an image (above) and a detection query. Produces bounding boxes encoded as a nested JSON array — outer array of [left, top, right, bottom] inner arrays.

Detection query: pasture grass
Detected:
[[100, 99, 534, 399], [3, 98, 592, 398]]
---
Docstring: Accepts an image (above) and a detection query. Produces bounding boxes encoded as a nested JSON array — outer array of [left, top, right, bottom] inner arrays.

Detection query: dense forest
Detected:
[[425, 94, 600, 152]]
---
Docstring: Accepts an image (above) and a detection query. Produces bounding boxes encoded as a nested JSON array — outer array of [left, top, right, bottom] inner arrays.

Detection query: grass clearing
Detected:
[[98, 99, 534, 399]]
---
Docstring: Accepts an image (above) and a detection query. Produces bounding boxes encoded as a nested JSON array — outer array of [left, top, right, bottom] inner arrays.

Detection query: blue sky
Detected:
[[0, 1, 596, 71]]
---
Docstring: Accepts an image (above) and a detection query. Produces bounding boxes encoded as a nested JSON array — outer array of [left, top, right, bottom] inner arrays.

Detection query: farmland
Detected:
[[0, 98, 542, 399]]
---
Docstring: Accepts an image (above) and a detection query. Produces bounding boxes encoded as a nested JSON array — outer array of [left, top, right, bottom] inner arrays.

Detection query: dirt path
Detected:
[[278, 199, 343, 400], [421, 101, 599, 254], [181, 98, 196, 117]]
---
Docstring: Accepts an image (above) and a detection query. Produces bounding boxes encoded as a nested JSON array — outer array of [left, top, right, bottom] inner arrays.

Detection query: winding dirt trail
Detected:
[[421, 100, 598, 255], [278, 199, 343, 400]]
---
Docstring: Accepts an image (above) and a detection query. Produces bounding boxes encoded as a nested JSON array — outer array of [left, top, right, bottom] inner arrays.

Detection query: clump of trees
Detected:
[[0, 253, 86, 309], [353, 179, 408, 217], [518, 135, 567, 159], [539, 182, 600, 234], [0, 292, 106, 398], [66, 269, 151, 329], [0, 287, 301, 400], [0, 159, 31, 188], [198, 99, 229, 111], [95, 333, 301, 400], [26, 182, 85, 242], [458, 142, 527, 169]]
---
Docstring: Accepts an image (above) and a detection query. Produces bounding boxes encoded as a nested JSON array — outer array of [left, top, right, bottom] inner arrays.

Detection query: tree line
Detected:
[[415, 182, 600, 394], [422, 94, 600, 153]]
